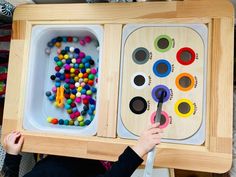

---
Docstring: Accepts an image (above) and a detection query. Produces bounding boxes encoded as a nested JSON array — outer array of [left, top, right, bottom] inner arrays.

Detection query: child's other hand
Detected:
[[3, 131, 24, 155], [132, 123, 163, 158]]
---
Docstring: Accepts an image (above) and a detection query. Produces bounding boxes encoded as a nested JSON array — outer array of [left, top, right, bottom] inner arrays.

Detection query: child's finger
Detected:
[[152, 134, 162, 140], [17, 136, 24, 146], [151, 123, 160, 128], [4, 133, 11, 144], [15, 131, 20, 135], [7, 133, 14, 142], [155, 140, 161, 145], [152, 133, 162, 139], [149, 128, 163, 134], [8, 133, 16, 142], [147, 123, 160, 130], [8, 132, 20, 142], [11, 133, 21, 143]]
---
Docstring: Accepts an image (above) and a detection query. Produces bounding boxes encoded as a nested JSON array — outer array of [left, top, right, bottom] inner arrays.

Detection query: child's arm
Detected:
[[132, 123, 163, 158], [95, 123, 163, 177], [1, 131, 24, 177]]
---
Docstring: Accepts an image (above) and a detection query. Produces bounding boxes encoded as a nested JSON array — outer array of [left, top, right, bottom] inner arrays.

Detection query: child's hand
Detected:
[[132, 123, 163, 158], [3, 131, 24, 155]]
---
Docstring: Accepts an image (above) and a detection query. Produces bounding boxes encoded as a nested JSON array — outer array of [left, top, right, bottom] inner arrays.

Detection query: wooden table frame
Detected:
[[2, 0, 234, 173]]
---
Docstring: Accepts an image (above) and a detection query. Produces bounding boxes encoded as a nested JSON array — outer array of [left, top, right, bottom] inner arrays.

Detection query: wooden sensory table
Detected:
[[1, 0, 234, 173]]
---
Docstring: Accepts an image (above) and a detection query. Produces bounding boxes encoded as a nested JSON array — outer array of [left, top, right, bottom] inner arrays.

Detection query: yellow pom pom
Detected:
[[86, 68, 91, 74], [70, 68, 75, 73], [77, 116, 84, 122], [84, 78, 88, 83], [78, 73, 83, 78], [64, 54, 69, 59], [69, 120, 74, 125], [77, 87, 82, 92], [74, 76, 79, 82], [47, 117, 53, 123]]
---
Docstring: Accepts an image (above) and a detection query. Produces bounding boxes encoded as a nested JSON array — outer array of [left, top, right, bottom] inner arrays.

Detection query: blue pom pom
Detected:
[[49, 95, 55, 101], [81, 68, 86, 73], [45, 91, 52, 97], [89, 98, 95, 105], [59, 119, 64, 125], [51, 38, 57, 44], [72, 107, 77, 112], [47, 42, 54, 48], [60, 75, 65, 81], [55, 81, 61, 87], [66, 59, 71, 64], [74, 48, 80, 53], [91, 87, 97, 93], [70, 78, 75, 84], [55, 72, 61, 78], [85, 120, 91, 125], [64, 119, 69, 125], [85, 56, 92, 60], [73, 53, 79, 58], [65, 46, 70, 52], [84, 85, 90, 90], [65, 104, 71, 109], [81, 89, 86, 94], [90, 105, 96, 111], [88, 109, 93, 115], [54, 57, 59, 62], [71, 89, 77, 94], [74, 64, 79, 69], [82, 58, 87, 64], [85, 63, 90, 68]]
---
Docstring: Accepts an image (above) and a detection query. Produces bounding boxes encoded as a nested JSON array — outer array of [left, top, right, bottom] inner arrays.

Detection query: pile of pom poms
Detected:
[[45, 36, 99, 127]]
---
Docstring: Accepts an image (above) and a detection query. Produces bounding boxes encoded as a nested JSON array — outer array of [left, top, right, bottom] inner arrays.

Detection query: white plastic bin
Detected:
[[23, 25, 103, 136]]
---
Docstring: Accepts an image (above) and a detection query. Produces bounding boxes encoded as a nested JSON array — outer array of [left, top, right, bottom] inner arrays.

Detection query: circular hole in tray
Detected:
[[176, 47, 195, 65], [153, 59, 171, 78], [129, 96, 147, 114], [132, 47, 149, 64]]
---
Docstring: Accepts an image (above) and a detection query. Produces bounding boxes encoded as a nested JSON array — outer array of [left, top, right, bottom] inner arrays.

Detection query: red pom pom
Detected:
[[83, 99, 89, 105], [74, 69, 79, 75], [65, 74, 70, 79], [51, 118, 58, 124], [69, 84, 75, 89], [88, 80, 94, 86], [71, 102, 76, 108], [67, 37, 73, 42], [83, 73, 88, 78], [64, 94, 70, 99], [55, 66, 61, 72]]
